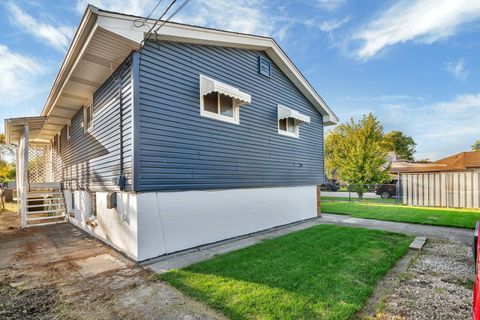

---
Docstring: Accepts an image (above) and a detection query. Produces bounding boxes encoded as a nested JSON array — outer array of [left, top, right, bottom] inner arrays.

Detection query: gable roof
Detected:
[[6, 5, 338, 145], [391, 151, 480, 173]]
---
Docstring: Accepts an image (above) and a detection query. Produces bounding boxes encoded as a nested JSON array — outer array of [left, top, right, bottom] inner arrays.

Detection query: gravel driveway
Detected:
[[365, 238, 474, 320]]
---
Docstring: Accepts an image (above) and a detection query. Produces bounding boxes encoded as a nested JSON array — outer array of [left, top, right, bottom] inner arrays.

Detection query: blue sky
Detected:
[[1, 0, 480, 160]]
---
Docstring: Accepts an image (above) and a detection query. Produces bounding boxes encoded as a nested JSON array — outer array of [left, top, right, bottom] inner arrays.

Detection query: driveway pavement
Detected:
[[0, 205, 224, 319]]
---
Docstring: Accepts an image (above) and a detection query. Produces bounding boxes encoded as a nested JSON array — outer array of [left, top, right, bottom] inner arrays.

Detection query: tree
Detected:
[[0, 160, 15, 182], [472, 139, 480, 151], [383, 130, 416, 161], [325, 113, 391, 198], [0, 133, 14, 162]]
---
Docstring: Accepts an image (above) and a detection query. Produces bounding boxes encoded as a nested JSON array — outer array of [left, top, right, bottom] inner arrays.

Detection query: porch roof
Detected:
[[4, 116, 48, 145]]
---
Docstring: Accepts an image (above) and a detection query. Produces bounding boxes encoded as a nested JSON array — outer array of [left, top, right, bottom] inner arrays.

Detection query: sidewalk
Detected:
[[146, 213, 474, 273], [320, 213, 474, 245]]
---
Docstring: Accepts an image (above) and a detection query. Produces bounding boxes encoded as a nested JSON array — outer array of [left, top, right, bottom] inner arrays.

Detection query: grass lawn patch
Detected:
[[322, 201, 480, 229], [160, 225, 412, 320]]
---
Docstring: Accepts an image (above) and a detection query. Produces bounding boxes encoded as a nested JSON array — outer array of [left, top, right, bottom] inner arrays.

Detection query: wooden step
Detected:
[[27, 197, 64, 202], [26, 209, 66, 215], [27, 215, 66, 222], [26, 220, 67, 227], [27, 203, 65, 208]]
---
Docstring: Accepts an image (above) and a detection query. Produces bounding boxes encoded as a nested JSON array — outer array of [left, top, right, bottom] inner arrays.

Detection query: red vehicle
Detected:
[[473, 222, 480, 319]]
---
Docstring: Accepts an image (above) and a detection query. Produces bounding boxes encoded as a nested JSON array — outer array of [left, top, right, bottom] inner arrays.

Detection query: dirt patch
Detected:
[[0, 283, 61, 319], [0, 206, 225, 320], [360, 238, 474, 320]]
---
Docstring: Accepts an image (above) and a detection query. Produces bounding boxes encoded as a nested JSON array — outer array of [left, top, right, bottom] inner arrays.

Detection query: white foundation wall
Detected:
[[136, 185, 317, 261], [64, 190, 139, 260]]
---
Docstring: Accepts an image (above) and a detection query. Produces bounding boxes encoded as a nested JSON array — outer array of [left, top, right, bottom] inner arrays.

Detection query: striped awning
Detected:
[[278, 105, 310, 124], [200, 75, 251, 106]]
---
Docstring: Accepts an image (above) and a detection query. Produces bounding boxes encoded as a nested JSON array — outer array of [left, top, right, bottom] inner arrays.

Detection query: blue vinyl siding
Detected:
[[136, 41, 325, 191], [59, 58, 133, 191]]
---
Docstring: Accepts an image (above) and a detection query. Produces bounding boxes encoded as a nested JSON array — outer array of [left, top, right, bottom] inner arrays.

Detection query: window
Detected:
[[278, 117, 299, 137], [258, 56, 271, 77], [83, 103, 93, 132], [57, 134, 61, 154], [277, 105, 310, 138], [202, 92, 236, 122], [66, 124, 71, 140], [91, 193, 97, 218], [199, 75, 251, 125]]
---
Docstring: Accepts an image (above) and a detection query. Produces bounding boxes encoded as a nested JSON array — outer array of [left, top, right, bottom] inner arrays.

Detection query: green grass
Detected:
[[322, 201, 480, 229], [160, 225, 412, 320], [321, 196, 397, 204]]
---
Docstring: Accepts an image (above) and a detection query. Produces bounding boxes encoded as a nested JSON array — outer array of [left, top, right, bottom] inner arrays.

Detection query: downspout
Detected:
[[117, 63, 126, 191]]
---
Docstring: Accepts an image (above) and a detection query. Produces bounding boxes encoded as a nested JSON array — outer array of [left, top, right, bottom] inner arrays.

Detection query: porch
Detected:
[[4, 116, 67, 227]]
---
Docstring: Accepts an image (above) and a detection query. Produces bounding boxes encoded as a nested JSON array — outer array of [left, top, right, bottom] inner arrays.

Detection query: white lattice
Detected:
[[28, 144, 50, 183]]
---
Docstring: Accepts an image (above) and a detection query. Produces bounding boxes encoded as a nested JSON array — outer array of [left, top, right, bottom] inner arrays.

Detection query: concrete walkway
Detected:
[[320, 213, 474, 245], [146, 213, 474, 273]]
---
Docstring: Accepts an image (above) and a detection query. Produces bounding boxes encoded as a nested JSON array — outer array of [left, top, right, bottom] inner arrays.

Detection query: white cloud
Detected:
[[0, 44, 45, 101], [6, 2, 74, 51], [76, 0, 155, 16], [334, 93, 480, 160], [319, 17, 350, 32], [316, 0, 346, 12], [445, 59, 469, 81], [353, 0, 480, 60], [175, 0, 277, 37]]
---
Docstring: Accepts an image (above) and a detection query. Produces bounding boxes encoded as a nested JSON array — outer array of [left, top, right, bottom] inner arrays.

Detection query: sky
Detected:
[[1, 0, 480, 161]]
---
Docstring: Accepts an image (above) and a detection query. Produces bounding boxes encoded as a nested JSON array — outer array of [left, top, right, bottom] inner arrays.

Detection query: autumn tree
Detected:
[[383, 130, 416, 161], [325, 113, 390, 198], [472, 139, 480, 151]]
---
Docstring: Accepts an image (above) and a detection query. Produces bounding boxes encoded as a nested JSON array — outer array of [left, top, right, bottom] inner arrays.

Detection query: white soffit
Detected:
[[278, 105, 310, 124], [200, 75, 251, 106]]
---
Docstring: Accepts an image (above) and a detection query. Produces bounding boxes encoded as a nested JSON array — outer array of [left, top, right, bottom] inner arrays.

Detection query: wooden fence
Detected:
[[401, 171, 480, 209]]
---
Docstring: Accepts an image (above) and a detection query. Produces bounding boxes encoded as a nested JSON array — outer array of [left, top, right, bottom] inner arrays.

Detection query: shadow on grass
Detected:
[[161, 225, 413, 320]]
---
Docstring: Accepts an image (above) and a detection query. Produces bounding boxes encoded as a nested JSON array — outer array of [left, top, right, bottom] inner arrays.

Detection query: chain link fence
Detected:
[[321, 182, 402, 204]]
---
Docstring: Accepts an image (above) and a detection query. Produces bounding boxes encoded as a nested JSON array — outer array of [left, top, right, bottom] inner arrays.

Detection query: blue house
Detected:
[[4, 6, 338, 261]]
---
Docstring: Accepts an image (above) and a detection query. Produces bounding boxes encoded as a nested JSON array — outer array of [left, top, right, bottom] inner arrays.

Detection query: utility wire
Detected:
[[133, 0, 164, 27], [141, 0, 178, 46], [153, 0, 191, 33]]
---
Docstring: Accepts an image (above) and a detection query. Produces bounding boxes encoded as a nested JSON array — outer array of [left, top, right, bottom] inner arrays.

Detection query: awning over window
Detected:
[[200, 75, 251, 106], [277, 105, 310, 124]]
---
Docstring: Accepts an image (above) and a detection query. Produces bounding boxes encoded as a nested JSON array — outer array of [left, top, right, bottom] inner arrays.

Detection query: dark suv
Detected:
[[375, 182, 398, 199], [321, 179, 340, 192]]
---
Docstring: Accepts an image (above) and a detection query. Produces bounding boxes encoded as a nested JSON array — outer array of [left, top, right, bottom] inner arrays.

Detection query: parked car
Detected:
[[473, 222, 480, 319], [321, 179, 340, 192], [374, 182, 398, 199]]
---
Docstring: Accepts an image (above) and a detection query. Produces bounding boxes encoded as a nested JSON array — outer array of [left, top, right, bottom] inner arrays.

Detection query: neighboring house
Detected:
[[391, 151, 480, 208], [4, 6, 338, 261]]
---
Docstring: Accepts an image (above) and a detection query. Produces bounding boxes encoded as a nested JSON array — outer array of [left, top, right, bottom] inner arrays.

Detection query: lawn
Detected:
[[160, 225, 412, 320], [321, 200, 480, 229]]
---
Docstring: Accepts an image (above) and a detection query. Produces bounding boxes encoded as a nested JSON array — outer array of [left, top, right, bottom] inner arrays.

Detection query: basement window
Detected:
[[83, 103, 93, 132], [91, 193, 97, 218], [277, 105, 310, 138], [199, 75, 251, 125]]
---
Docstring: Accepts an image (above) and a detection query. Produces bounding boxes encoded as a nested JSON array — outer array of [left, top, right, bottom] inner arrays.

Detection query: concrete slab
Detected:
[[409, 236, 427, 250], [75, 253, 127, 277]]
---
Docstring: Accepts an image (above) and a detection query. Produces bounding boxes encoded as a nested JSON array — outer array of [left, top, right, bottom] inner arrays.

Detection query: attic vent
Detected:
[[258, 56, 271, 77]]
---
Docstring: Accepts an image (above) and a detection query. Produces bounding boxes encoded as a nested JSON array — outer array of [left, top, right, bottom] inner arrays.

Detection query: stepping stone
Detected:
[[409, 236, 427, 250]]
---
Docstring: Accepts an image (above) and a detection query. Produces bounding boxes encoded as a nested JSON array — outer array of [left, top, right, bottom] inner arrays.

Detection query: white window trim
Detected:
[[278, 118, 300, 138], [200, 92, 240, 125], [83, 103, 94, 133]]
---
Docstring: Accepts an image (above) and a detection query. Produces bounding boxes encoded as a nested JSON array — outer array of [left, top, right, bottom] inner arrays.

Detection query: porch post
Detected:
[[19, 124, 29, 228]]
